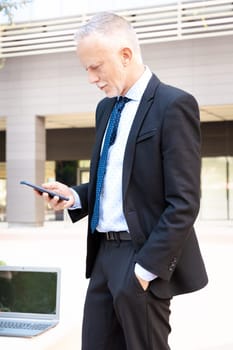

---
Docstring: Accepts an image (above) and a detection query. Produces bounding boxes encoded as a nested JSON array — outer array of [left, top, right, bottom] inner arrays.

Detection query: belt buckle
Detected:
[[106, 232, 111, 240]]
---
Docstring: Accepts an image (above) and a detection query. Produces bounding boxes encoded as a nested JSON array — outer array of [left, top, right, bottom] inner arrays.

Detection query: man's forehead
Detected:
[[76, 36, 112, 65], [77, 46, 105, 67]]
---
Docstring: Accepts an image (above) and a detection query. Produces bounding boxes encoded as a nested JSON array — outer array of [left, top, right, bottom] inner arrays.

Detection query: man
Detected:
[[41, 12, 208, 350]]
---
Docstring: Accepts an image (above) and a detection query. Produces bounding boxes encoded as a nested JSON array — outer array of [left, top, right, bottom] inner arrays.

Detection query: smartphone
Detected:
[[20, 180, 69, 201]]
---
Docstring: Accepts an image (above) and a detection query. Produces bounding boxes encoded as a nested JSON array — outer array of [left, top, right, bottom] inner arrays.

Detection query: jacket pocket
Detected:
[[136, 128, 157, 143]]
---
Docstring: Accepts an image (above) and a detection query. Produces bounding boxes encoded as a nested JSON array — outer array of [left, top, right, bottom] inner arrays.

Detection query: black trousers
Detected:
[[82, 238, 171, 350]]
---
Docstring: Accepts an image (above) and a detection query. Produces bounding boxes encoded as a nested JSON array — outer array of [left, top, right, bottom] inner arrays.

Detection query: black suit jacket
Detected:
[[69, 74, 208, 298]]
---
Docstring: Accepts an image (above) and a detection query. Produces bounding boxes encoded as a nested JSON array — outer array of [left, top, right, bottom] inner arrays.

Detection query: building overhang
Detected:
[[0, 0, 233, 58], [1, 104, 233, 131]]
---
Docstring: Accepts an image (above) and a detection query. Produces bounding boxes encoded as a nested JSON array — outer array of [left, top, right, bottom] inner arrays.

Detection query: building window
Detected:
[[229, 157, 233, 220], [77, 160, 90, 184], [200, 157, 233, 220], [0, 162, 6, 221]]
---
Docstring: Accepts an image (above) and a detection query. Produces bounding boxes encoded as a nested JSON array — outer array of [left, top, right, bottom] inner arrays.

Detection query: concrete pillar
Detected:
[[6, 114, 45, 227]]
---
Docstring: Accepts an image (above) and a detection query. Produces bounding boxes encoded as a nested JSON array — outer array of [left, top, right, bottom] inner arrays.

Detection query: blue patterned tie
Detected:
[[91, 96, 130, 233]]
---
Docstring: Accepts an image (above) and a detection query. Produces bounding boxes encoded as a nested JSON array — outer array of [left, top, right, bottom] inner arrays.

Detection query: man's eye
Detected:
[[93, 64, 102, 70], [87, 64, 101, 72]]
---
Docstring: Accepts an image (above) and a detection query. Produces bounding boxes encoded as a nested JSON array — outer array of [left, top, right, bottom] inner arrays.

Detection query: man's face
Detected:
[[76, 34, 129, 97]]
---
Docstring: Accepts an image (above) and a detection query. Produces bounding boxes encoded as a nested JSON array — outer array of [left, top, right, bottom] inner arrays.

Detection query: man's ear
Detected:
[[120, 47, 133, 67]]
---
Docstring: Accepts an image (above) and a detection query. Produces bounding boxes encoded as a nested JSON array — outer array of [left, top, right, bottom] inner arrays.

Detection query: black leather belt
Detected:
[[100, 231, 131, 241]]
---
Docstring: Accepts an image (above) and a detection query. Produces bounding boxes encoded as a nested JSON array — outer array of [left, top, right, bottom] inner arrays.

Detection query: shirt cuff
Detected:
[[68, 188, 82, 210], [134, 263, 157, 282]]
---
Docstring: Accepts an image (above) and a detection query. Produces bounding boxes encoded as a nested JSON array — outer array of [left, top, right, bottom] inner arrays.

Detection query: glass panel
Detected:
[[77, 160, 90, 185], [229, 157, 233, 220], [0, 163, 6, 179], [45, 161, 56, 221], [200, 157, 227, 220], [78, 160, 90, 168], [45, 161, 55, 182], [80, 170, 90, 184], [0, 162, 6, 222]]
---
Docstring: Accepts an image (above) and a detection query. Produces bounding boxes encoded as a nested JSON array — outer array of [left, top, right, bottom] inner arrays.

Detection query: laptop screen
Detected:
[[0, 268, 59, 315]]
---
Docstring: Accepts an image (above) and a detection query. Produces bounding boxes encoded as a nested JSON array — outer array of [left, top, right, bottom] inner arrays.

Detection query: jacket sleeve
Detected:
[[68, 182, 89, 223]]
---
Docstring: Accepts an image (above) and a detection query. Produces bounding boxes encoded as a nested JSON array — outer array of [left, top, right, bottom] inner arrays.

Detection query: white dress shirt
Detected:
[[70, 67, 156, 282]]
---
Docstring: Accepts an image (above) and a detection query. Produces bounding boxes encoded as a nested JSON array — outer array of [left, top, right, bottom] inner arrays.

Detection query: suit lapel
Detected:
[[122, 74, 160, 201]]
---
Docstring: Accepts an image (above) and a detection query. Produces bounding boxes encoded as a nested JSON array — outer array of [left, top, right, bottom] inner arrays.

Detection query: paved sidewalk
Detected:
[[170, 220, 233, 350], [0, 218, 233, 350]]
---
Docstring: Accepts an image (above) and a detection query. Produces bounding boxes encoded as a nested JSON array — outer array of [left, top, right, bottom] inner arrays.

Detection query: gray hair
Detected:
[[74, 12, 141, 55]]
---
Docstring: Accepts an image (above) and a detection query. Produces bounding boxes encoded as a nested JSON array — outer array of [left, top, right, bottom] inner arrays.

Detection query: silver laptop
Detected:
[[0, 266, 61, 337]]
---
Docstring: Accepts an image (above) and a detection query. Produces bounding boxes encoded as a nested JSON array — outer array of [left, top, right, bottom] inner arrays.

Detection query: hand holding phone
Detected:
[[20, 180, 69, 201]]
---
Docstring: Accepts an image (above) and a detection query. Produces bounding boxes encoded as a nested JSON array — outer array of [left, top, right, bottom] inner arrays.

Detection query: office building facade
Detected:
[[0, 1, 233, 225]]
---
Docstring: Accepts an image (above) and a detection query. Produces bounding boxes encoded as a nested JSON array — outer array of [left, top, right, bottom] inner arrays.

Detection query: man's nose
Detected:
[[88, 71, 99, 84]]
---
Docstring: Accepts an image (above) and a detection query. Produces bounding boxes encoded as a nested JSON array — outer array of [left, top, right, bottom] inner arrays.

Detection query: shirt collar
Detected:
[[125, 66, 152, 102]]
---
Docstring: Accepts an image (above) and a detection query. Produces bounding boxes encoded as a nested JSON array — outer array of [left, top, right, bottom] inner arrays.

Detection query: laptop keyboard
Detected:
[[0, 321, 51, 330]]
